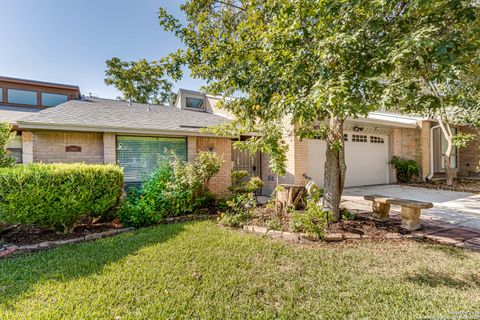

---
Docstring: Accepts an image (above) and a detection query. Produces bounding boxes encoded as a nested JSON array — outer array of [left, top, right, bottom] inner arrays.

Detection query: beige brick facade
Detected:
[[458, 126, 480, 177], [195, 137, 232, 195], [32, 131, 104, 163], [103, 132, 116, 164]]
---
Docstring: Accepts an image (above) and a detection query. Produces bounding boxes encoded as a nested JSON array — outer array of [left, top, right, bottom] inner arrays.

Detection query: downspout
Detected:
[[427, 124, 440, 181]]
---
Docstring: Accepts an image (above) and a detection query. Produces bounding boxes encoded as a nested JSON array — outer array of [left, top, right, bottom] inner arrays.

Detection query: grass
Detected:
[[1, 221, 480, 319]]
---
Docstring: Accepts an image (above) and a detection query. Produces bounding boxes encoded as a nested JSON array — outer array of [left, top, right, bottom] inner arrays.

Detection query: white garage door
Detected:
[[307, 133, 389, 187]]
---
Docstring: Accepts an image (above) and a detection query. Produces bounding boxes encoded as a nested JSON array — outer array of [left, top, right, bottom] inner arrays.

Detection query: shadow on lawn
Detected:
[[406, 271, 480, 289], [0, 222, 185, 307]]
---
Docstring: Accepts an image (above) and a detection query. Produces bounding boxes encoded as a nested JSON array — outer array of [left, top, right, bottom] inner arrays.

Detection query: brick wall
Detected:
[[32, 131, 104, 163], [196, 137, 232, 195], [458, 126, 480, 177], [391, 127, 423, 180]]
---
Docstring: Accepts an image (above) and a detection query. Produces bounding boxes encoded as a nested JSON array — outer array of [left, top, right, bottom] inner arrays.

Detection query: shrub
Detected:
[[290, 200, 330, 239], [218, 170, 264, 228], [120, 151, 223, 227], [390, 156, 420, 183], [0, 122, 15, 168], [0, 163, 124, 233]]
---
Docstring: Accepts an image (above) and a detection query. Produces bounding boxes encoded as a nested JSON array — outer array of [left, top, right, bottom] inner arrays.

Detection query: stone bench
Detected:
[[364, 195, 433, 231]]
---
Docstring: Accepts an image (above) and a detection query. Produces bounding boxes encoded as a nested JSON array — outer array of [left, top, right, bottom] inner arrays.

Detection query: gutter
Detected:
[[17, 122, 233, 138]]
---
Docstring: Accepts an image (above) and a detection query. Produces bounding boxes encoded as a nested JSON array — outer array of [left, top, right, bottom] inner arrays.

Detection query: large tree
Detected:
[[382, 0, 480, 185], [105, 57, 183, 105], [157, 0, 399, 221]]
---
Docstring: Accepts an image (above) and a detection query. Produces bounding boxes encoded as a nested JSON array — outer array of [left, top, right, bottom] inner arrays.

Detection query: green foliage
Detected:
[[390, 156, 420, 183], [219, 171, 264, 228], [0, 122, 15, 168], [290, 200, 330, 239], [452, 132, 476, 149], [120, 151, 223, 227], [105, 57, 182, 104], [0, 163, 124, 233], [265, 216, 283, 231]]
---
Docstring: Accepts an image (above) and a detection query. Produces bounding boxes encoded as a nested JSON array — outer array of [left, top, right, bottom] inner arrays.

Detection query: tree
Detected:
[[382, 0, 480, 185], [105, 57, 182, 105], [0, 122, 15, 168], [157, 0, 398, 221]]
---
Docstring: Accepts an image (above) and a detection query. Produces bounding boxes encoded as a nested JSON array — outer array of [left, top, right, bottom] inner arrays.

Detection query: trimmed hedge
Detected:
[[0, 163, 124, 232]]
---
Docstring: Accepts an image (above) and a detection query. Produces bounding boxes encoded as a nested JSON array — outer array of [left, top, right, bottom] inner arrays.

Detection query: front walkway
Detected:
[[342, 184, 480, 250]]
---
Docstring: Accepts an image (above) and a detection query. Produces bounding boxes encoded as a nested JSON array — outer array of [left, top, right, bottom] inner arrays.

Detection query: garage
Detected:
[[116, 136, 187, 184], [307, 132, 390, 187]]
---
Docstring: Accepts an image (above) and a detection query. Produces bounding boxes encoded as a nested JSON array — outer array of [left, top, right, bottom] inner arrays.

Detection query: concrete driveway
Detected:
[[342, 185, 480, 230]]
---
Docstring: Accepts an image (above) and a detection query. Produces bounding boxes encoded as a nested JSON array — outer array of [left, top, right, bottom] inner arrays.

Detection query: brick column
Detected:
[[103, 132, 116, 164], [187, 136, 197, 162], [419, 121, 431, 180], [22, 131, 34, 164]]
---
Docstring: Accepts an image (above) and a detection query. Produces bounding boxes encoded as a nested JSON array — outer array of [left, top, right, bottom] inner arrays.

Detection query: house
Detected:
[[0, 76, 81, 163], [2, 76, 478, 196]]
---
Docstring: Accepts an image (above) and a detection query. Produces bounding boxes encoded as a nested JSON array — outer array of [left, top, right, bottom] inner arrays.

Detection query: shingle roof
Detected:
[[0, 105, 42, 125], [18, 98, 230, 134]]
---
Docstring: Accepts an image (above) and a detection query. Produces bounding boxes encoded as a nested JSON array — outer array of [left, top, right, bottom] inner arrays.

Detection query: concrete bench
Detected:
[[364, 195, 433, 231]]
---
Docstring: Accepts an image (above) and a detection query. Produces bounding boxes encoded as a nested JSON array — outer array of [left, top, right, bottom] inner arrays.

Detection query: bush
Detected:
[[390, 156, 420, 183], [0, 163, 124, 233], [120, 151, 223, 227], [218, 170, 264, 228], [290, 200, 330, 239]]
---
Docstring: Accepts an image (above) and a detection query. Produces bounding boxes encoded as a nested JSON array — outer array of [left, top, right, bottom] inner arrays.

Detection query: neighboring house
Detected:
[[1, 75, 478, 196], [0, 76, 80, 163]]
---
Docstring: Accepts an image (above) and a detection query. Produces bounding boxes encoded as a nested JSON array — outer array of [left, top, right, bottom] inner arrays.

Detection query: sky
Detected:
[[0, 0, 205, 99]]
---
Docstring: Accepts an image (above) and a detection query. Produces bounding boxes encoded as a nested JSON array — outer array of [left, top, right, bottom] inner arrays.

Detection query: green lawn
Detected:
[[1, 221, 479, 319]]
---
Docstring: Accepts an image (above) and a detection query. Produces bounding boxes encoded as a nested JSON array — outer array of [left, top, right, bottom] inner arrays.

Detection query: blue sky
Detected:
[[0, 0, 204, 98]]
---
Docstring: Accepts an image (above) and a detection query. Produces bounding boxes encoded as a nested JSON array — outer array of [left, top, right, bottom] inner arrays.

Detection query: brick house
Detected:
[[2, 76, 479, 195]]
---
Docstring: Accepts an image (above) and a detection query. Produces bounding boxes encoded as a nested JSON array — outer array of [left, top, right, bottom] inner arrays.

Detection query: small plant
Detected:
[[265, 216, 283, 231], [290, 200, 330, 239], [218, 170, 264, 228], [390, 156, 420, 183], [341, 208, 355, 220]]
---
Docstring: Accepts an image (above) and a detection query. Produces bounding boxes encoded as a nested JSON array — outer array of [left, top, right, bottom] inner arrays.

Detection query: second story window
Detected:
[[8, 89, 37, 106], [185, 97, 204, 109], [42, 92, 68, 107]]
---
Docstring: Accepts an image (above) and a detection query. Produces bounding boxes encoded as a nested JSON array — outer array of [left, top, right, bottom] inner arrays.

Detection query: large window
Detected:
[[42, 92, 68, 107], [116, 136, 187, 183], [7, 132, 22, 163], [185, 97, 204, 109], [7, 89, 37, 105]]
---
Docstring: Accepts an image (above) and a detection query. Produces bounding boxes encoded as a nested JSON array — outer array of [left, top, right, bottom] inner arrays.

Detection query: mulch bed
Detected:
[[403, 178, 480, 194], [0, 223, 121, 246], [251, 205, 408, 240]]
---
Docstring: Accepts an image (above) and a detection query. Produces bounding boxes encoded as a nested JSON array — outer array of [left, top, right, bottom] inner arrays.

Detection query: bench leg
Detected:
[[371, 201, 390, 221], [401, 207, 421, 231]]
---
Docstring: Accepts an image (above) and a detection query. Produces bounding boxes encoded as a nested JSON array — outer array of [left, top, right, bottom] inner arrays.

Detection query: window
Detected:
[[42, 93, 68, 107], [0, 87, 3, 102], [352, 134, 367, 142], [116, 136, 187, 184], [185, 97, 204, 109], [6, 132, 22, 163], [343, 134, 348, 142], [370, 136, 385, 144], [7, 89, 37, 105]]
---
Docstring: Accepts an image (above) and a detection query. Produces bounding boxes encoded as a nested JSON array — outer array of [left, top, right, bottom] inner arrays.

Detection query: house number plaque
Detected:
[[66, 145, 82, 152]]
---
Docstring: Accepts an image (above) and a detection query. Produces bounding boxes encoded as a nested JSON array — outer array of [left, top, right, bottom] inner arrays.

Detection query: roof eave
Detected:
[[17, 122, 232, 138]]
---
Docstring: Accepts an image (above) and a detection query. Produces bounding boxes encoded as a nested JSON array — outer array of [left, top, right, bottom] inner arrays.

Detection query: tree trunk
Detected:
[[322, 117, 346, 222], [443, 154, 454, 186], [437, 117, 454, 186]]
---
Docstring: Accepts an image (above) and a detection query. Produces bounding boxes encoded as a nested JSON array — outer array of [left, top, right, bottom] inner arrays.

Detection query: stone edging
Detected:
[[0, 227, 135, 259], [242, 225, 480, 252], [0, 214, 218, 260]]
